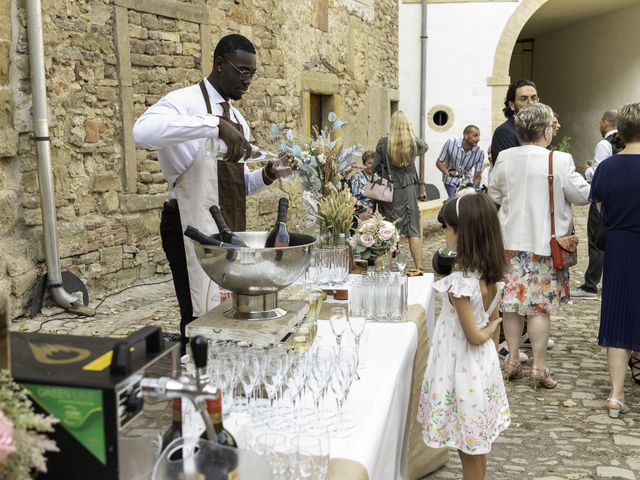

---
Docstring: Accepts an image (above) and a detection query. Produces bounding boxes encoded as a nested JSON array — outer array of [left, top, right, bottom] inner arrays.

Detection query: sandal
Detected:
[[405, 268, 424, 277], [531, 367, 557, 390], [607, 397, 630, 419], [629, 355, 640, 386], [504, 360, 523, 381]]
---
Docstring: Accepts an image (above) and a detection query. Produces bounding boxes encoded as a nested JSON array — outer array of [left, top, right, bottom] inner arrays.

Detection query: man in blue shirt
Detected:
[[436, 125, 484, 198]]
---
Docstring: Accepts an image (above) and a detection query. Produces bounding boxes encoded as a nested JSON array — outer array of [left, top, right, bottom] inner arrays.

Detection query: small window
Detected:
[[427, 105, 454, 132], [432, 110, 449, 127]]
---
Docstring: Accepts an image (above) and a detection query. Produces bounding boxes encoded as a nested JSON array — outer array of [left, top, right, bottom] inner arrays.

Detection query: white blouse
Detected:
[[132, 78, 267, 198], [488, 145, 590, 256]]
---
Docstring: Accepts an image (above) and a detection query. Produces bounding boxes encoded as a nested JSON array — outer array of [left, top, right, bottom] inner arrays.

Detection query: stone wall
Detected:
[[0, 0, 398, 318]]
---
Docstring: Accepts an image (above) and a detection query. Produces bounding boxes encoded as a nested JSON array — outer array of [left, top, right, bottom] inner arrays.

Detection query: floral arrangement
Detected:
[[315, 188, 358, 242], [350, 212, 399, 260], [268, 112, 364, 200], [0, 370, 58, 479]]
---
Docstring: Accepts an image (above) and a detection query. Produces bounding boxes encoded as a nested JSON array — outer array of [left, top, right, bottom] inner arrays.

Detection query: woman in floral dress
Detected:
[[418, 194, 510, 480], [488, 103, 590, 388]]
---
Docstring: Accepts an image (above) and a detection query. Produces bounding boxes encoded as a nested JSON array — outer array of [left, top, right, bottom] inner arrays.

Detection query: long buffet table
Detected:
[[225, 274, 448, 480], [324, 273, 447, 480]]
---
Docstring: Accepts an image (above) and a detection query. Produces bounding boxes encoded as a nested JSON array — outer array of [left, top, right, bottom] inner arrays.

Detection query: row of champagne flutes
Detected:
[[350, 272, 409, 322], [306, 246, 350, 287], [192, 337, 361, 479]]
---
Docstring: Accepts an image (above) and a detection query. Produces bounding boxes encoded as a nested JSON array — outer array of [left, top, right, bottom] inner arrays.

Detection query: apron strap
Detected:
[[198, 80, 213, 114], [198, 80, 247, 232]]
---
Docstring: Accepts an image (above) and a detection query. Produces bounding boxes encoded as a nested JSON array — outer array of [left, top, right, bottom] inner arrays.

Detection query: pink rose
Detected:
[[378, 225, 395, 241], [0, 411, 16, 462], [360, 233, 374, 248]]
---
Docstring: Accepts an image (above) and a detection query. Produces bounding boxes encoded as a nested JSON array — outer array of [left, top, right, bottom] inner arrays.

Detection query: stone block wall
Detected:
[[0, 0, 398, 318]]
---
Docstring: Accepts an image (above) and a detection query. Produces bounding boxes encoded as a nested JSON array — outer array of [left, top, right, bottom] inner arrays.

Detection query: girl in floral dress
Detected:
[[417, 194, 511, 479]]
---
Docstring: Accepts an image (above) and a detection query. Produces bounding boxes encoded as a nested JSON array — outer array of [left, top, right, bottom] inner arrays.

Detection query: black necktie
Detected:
[[219, 101, 243, 133]]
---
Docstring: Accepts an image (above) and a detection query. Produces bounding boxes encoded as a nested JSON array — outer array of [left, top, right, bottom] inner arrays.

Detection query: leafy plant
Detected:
[[0, 370, 58, 479], [555, 135, 572, 153], [269, 113, 364, 199]]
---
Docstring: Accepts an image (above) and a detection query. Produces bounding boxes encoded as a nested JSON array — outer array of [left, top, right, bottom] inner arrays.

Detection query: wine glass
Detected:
[[329, 307, 348, 348], [330, 355, 354, 438], [239, 351, 260, 417], [396, 250, 407, 275], [261, 356, 284, 426]]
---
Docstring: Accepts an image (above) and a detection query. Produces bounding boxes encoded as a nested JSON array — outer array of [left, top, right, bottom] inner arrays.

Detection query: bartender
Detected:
[[133, 34, 286, 349]]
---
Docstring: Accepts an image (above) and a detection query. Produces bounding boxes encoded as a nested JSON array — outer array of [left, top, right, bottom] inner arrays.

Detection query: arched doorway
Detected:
[[488, 0, 547, 132], [489, 0, 640, 165]]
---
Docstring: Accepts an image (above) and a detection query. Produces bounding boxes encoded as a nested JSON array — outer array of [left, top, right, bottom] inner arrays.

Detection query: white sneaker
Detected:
[[521, 333, 556, 350], [498, 342, 529, 363], [570, 288, 598, 299]]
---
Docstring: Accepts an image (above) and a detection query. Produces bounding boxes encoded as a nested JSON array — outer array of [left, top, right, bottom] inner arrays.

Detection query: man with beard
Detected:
[[436, 125, 484, 198]]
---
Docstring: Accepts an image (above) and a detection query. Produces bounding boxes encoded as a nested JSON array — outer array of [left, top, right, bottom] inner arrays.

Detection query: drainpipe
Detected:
[[418, 0, 428, 199], [26, 0, 81, 310]]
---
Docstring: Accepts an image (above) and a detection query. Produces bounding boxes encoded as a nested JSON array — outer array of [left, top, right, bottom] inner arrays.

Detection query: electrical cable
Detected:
[[29, 278, 173, 334]]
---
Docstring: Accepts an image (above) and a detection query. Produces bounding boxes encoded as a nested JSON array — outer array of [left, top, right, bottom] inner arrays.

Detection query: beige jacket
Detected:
[[488, 145, 590, 256]]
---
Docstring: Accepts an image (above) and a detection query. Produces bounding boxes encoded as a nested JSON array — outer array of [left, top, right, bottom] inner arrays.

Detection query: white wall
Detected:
[[399, 1, 519, 198], [532, 4, 640, 167]]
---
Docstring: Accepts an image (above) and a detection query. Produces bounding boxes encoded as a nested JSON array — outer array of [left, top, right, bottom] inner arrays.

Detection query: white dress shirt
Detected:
[[488, 145, 590, 256], [132, 78, 268, 198], [584, 130, 617, 183]]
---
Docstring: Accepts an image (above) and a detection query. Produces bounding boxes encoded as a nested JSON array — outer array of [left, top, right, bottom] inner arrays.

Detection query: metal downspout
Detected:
[[26, 0, 80, 309], [418, 0, 428, 199]]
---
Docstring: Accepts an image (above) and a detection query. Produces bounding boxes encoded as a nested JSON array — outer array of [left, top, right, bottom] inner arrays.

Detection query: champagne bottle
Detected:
[[264, 197, 290, 248], [184, 226, 233, 247], [209, 206, 248, 247], [202, 393, 238, 448], [162, 398, 183, 456]]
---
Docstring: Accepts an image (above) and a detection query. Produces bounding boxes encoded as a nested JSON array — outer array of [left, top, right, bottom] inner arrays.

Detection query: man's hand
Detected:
[[272, 152, 294, 178], [218, 118, 251, 163]]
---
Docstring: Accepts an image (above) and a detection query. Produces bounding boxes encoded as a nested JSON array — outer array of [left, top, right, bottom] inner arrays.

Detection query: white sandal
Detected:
[[607, 397, 630, 418]]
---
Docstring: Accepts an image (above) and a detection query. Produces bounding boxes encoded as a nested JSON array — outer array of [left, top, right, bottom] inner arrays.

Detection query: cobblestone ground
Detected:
[[15, 205, 639, 479]]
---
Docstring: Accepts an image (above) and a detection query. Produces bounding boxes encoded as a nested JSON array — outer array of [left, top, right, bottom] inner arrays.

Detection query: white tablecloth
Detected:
[[324, 274, 436, 480], [227, 274, 438, 480]]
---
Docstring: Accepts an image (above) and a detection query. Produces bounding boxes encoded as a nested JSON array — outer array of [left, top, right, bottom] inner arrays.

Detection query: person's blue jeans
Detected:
[[444, 183, 458, 199]]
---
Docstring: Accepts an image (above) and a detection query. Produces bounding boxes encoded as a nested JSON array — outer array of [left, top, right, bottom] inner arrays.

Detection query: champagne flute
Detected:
[[329, 307, 348, 349], [396, 250, 407, 275]]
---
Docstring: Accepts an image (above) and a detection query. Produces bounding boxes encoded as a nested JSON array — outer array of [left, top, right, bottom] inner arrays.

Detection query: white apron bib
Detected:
[[174, 137, 220, 317]]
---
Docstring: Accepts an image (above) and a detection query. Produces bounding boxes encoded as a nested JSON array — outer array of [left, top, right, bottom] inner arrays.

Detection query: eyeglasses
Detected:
[[224, 57, 256, 80]]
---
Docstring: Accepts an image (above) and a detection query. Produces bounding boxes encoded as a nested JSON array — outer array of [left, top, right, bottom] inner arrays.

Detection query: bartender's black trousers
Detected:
[[160, 200, 196, 353]]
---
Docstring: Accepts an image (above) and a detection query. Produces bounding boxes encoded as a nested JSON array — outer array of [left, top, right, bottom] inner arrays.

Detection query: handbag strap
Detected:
[[548, 150, 557, 240], [381, 138, 394, 183]]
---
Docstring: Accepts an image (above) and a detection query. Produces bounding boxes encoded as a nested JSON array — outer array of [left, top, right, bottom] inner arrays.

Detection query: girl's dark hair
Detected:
[[443, 194, 507, 283]]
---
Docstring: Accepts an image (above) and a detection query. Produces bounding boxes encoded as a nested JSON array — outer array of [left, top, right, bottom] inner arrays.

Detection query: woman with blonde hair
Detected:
[[374, 111, 428, 272]]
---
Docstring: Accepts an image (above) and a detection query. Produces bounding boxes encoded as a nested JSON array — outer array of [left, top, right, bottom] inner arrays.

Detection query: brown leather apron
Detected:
[[198, 81, 247, 232]]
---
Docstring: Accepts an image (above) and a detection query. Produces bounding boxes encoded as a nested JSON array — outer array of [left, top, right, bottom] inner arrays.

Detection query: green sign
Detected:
[[24, 384, 106, 465]]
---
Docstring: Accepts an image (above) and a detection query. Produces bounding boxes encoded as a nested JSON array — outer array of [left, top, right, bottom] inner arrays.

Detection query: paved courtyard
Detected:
[[14, 204, 640, 479]]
